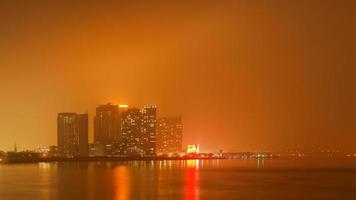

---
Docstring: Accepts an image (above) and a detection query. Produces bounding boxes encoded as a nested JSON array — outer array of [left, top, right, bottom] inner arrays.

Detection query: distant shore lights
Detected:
[[186, 144, 200, 154]]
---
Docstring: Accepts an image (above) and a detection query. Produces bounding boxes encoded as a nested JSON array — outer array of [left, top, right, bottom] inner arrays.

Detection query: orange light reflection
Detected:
[[185, 160, 200, 200], [113, 166, 131, 200]]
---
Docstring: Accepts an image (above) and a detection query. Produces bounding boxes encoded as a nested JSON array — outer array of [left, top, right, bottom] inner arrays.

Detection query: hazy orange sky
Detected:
[[0, 0, 355, 152]]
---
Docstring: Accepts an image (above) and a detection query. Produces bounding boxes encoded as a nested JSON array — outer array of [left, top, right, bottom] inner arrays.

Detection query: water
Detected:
[[1, 159, 356, 200]]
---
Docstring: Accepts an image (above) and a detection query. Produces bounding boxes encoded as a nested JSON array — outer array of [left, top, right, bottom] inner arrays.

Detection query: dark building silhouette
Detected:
[[57, 113, 88, 157], [6, 151, 40, 163], [77, 114, 88, 156], [157, 116, 183, 155], [48, 145, 58, 157], [94, 103, 120, 155], [93, 103, 129, 156], [94, 103, 120, 143]]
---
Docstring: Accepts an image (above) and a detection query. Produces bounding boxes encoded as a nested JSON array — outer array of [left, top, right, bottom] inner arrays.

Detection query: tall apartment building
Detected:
[[140, 105, 157, 157], [94, 103, 120, 144], [119, 105, 157, 157], [156, 116, 183, 154], [57, 113, 88, 157]]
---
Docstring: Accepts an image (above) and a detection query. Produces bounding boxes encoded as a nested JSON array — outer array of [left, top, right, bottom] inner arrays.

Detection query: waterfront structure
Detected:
[[93, 103, 130, 156], [119, 105, 157, 157], [57, 113, 88, 157], [140, 105, 157, 157], [94, 103, 121, 144], [156, 116, 183, 155], [6, 151, 40, 163], [120, 108, 143, 156], [186, 144, 200, 154], [48, 145, 58, 157]]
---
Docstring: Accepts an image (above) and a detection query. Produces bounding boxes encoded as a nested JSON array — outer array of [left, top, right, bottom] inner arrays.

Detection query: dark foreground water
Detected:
[[1, 159, 356, 200]]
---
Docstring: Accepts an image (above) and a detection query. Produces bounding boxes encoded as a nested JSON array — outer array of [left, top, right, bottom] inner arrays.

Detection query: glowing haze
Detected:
[[0, 0, 355, 152]]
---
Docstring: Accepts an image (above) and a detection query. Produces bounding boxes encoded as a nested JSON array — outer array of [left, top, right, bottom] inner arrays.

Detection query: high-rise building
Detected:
[[119, 105, 157, 157], [94, 103, 120, 145], [157, 116, 183, 155], [120, 108, 143, 156], [57, 113, 88, 157], [77, 114, 89, 156], [140, 105, 157, 157]]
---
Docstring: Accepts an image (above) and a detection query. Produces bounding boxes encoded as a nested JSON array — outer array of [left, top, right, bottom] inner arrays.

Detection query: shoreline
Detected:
[[2, 156, 226, 164]]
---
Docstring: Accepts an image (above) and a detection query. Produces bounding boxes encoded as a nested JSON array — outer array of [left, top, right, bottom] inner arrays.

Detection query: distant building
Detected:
[[186, 144, 200, 154], [120, 108, 143, 156], [48, 145, 58, 157], [57, 113, 88, 157], [157, 116, 183, 155], [94, 103, 121, 145], [6, 151, 40, 163], [35, 147, 50, 158], [35, 147, 50, 153], [93, 103, 130, 156], [140, 105, 157, 157], [119, 105, 157, 157]]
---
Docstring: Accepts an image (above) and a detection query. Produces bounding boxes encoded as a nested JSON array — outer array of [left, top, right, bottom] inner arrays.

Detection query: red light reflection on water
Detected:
[[184, 160, 200, 200]]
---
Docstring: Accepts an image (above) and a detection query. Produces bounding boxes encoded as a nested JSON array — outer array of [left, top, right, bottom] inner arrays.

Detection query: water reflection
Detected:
[[113, 166, 130, 200], [38, 162, 55, 200], [38, 162, 52, 170], [185, 160, 200, 200], [256, 159, 265, 168], [3, 159, 355, 200]]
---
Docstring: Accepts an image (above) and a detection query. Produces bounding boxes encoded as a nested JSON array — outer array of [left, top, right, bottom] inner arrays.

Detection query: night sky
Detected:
[[0, 0, 355, 152]]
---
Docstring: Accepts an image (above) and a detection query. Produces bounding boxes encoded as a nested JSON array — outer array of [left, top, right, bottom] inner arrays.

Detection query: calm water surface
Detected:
[[1, 159, 356, 200]]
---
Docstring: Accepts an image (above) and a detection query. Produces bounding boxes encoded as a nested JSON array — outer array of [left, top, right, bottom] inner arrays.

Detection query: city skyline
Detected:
[[0, 102, 189, 152], [57, 103, 172, 158], [1, 1, 356, 200], [1, 1, 356, 152], [59, 103, 184, 157]]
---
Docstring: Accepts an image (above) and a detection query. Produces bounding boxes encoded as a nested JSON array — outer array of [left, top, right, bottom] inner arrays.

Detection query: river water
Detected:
[[1, 159, 356, 200]]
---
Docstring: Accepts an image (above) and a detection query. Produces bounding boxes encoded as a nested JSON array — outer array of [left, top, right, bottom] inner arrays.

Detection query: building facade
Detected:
[[157, 116, 183, 155], [120, 108, 143, 156], [140, 105, 157, 157], [119, 105, 157, 157], [94, 103, 121, 153], [57, 113, 88, 157]]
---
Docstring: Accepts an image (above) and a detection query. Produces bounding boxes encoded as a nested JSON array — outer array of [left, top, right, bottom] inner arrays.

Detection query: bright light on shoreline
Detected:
[[119, 105, 128, 108]]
